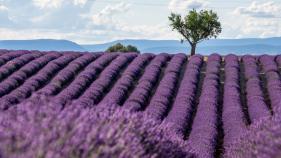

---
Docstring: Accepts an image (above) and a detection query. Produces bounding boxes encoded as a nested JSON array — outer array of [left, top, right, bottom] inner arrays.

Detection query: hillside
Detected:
[[0, 50, 280, 157], [0, 39, 85, 51], [1, 37, 281, 54], [83, 37, 281, 54]]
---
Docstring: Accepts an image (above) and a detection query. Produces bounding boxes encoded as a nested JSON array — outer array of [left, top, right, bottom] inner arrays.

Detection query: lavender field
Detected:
[[0, 50, 281, 158]]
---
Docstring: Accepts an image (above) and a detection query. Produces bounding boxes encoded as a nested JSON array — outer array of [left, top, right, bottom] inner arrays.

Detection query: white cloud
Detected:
[[32, 0, 89, 9], [0, 4, 8, 11], [78, 1, 178, 43], [33, 0, 64, 9], [234, 1, 281, 18], [0, 0, 96, 38], [0, 0, 280, 44], [224, 17, 281, 39], [168, 0, 206, 13], [100, 2, 130, 15], [90, 2, 130, 27], [0, 1, 151, 44], [0, 4, 12, 26], [242, 19, 280, 37], [73, 0, 88, 6], [119, 23, 178, 40], [231, 1, 281, 38]]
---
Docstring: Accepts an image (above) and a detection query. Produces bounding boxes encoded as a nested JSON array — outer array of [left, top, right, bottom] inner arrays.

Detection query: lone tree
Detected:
[[106, 43, 140, 53], [169, 9, 222, 56]]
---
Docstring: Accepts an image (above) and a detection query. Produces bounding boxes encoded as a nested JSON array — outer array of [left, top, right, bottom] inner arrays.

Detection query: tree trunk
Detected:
[[190, 44, 196, 56]]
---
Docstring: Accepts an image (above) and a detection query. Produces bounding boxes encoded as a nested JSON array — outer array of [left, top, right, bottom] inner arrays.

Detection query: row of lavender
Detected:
[[223, 55, 247, 150], [1, 50, 281, 157], [187, 54, 221, 157], [0, 51, 280, 123], [0, 51, 280, 112]]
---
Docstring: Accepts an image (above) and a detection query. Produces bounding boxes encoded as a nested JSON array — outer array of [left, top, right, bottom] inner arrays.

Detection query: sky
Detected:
[[0, 0, 281, 44]]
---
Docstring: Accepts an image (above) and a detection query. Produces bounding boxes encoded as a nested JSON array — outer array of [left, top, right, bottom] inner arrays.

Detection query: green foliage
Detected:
[[126, 45, 139, 53], [169, 9, 222, 55], [106, 43, 140, 53]]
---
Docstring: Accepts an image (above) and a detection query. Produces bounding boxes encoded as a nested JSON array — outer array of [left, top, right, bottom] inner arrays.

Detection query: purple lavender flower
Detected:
[[0, 95, 195, 158], [224, 106, 281, 158]]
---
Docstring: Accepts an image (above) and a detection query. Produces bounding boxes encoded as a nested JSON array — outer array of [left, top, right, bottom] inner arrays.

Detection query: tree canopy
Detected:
[[169, 9, 222, 56], [106, 43, 140, 53]]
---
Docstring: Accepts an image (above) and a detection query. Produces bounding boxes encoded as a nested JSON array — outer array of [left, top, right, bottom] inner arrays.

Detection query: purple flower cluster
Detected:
[[0, 49, 9, 56], [224, 106, 281, 158], [0, 52, 42, 82], [145, 54, 186, 120], [164, 55, 203, 138], [187, 54, 221, 158], [0, 53, 61, 100], [0, 95, 195, 158], [73, 53, 137, 107], [242, 55, 270, 122], [52, 53, 118, 106], [259, 55, 281, 113], [275, 55, 281, 67], [122, 53, 170, 111], [99, 53, 154, 105], [37, 53, 100, 96], [222, 55, 247, 148], [0, 53, 81, 110], [0, 50, 31, 66], [1, 50, 281, 157]]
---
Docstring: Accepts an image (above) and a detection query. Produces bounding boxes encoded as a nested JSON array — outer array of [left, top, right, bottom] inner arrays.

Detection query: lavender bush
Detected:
[[0, 53, 60, 100], [0, 50, 281, 157], [99, 53, 153, 106], [74, 53, 136, 107], [37, 53, 100, 96], [225, 109, 281, 158], [0, 52, 42, 82], [222, 54, 247, 148], [187, 54, 221, 158], [259, 55, 281, 113], [0, 50, 30, 66], [123, 53, 170, 111], [145, 54, 186, 120], [0, 53, 80, 110], [242, 55, 270, 122], [53, 53, 118, 106], [164, 54, 203, 138], [0, 95, 195, 158]]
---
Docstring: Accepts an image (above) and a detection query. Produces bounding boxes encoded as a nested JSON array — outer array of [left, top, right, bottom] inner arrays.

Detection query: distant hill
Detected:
[[0, 39, 85, 52], [82, 37, 281, 55], [1, 38, 281, 55]]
